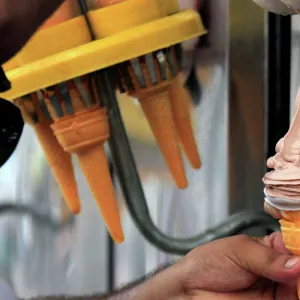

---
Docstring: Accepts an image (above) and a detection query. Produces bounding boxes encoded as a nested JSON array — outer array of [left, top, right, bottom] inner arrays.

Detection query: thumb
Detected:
[[236, 235, 300, 284]]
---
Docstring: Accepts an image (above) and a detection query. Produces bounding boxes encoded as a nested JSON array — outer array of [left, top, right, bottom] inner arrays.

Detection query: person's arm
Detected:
[[0, 0, 63, 64], [22, 263, 183, 300], [8, 233, 300, 300]]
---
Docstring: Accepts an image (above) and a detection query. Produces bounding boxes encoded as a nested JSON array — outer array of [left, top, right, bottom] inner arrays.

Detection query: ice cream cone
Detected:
[[14, 95, 81, 214], [34, 123, 81, 214], [77, 144, 124, 243], [129, 63, 188, 189], [50, 98, 124, 243], [138, 87, 188, 188], [280, 211, 300, 299], [169, 76, 201, 169]]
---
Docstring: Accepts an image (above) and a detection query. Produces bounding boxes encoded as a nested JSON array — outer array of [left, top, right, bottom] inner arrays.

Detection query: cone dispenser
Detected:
[[0, 0, 277, 251]]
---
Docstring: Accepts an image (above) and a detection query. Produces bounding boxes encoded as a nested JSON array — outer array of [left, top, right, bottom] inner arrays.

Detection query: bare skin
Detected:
[[25, 233, 300, 300]]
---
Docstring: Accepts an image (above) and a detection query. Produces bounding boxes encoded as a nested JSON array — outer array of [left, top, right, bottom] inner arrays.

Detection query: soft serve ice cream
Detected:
[[263, 88, 300, 299], [264, 88, 300, 208]]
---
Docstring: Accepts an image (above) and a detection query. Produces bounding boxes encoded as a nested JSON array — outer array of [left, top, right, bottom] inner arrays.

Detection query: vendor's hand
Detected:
[[175, 232, 300, 299], [0, 0, 63, 64]]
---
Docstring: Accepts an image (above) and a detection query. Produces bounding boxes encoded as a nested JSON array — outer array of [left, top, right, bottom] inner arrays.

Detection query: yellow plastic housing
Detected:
[[1, 0, 206, 100]]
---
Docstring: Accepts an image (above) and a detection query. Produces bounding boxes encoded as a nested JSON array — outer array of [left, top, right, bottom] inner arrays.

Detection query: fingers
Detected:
[[261, 232, 290, 254], [0, 0, 64, 64], [252, 0, 297, 15], [186, 289, 264, 300], [233, 235, 300, 284], [181, 234, 300, 293], [276, 282, 299, 300]]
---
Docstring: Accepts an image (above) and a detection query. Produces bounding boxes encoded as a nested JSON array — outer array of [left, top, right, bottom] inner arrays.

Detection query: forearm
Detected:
[[23, 263, 183, 300]]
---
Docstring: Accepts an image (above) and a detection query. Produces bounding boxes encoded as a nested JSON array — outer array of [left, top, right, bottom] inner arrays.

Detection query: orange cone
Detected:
[[169, 76, 201, 169], [279, 211, 300, 299], [48, 87, 124, 244], [14, 96, 81, 214], [77, 142, 124, 243], [97, 0, 186, 187], [137, 87, 187, 189], [129, 65, 188, 189], [34, 123, 81, 214]]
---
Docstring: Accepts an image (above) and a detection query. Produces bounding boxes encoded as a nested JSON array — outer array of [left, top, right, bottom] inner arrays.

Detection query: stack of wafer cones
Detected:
[[14, 2, 124, 243], [45, 84, 124, 243], [14, 94, 81, 214], [128, 63, 188, 189], [169, 75, 201, 170], [126, 54, 201, 188], [93, 0, 201, 184]]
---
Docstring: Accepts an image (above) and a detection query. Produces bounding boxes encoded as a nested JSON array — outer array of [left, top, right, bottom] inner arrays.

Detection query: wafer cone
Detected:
[[169, 76, 201, 169], [77, 143, 124, 243], [138, 86, 188, 189], [14, 96, 81, 214], [51, 103, 124, 243], [280, 211, 300, 299], [34, 123, 81, 214], [129, 62, 188, 189]]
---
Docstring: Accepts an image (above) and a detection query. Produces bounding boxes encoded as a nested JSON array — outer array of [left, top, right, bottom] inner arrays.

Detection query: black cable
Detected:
[[97, 68, 280, 255], [107, 161, 115, 292], [77, 0, 96, 40], [0, 203, 74, 231]]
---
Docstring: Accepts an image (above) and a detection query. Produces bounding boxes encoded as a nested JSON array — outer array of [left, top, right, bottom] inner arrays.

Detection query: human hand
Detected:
[[138, 233, 300, 299], [178, 232, 300, 299]]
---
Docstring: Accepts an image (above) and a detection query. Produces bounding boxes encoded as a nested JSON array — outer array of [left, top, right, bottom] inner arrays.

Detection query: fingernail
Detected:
[[285, 257, 300, 269]]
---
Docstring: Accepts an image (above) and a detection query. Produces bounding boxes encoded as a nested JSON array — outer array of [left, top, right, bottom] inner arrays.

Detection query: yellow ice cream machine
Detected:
[[0, 0, 278, 254]]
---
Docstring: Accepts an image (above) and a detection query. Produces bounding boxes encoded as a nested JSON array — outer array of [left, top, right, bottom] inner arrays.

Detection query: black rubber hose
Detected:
[[96, 69, 279, 255], [0, 203, 74, 231]]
